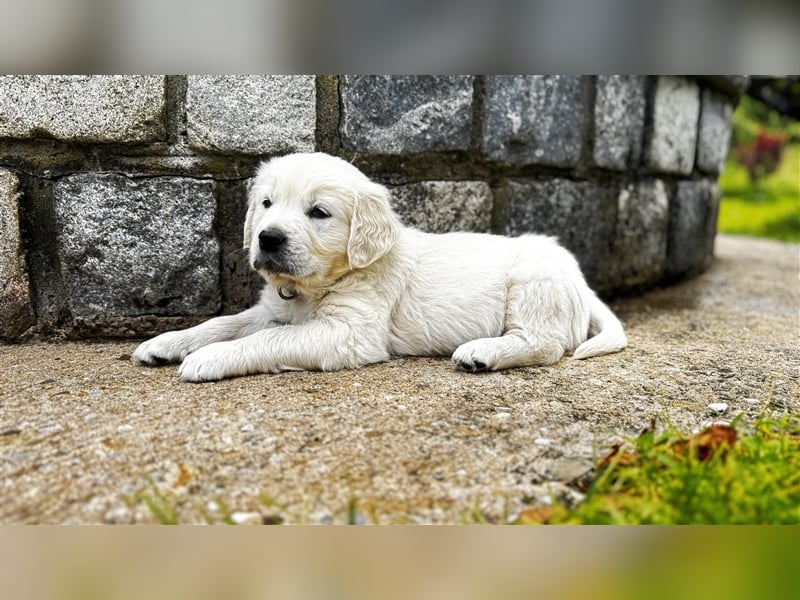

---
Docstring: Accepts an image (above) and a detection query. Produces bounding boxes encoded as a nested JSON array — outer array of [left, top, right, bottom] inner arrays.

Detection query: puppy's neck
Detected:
[[266, 273, 325, 302]]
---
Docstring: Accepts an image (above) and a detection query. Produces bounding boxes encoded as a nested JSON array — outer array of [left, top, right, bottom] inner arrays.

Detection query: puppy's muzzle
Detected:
[[254, 228, 298, 275], [259, 228, 287, 253]]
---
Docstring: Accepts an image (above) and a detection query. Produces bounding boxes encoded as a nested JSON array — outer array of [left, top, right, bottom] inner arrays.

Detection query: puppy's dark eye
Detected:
[[262, 198, 272, 209], [309, 206, 331, 219]]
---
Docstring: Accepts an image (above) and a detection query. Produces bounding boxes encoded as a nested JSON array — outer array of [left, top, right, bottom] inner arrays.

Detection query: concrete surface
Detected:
[[2, 235, 798, 524]]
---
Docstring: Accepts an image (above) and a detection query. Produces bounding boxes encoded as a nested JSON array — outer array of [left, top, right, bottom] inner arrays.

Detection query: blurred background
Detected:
[[718, 76, 800, 242], [3, 527, 799, 600], [1, 0, 799, 73]]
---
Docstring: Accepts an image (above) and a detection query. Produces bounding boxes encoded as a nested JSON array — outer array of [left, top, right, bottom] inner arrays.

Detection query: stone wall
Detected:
[[0, 75, 744, 340]]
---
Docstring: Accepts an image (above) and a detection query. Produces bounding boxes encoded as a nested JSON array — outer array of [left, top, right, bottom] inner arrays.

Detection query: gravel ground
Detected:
[[2, 235, 798, 524]]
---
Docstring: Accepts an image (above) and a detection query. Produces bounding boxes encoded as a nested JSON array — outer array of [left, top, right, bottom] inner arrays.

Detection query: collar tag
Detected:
[[277, 287, 298, 301]]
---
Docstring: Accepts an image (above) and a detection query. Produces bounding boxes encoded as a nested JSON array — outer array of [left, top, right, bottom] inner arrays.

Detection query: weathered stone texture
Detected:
[[483, 76, 584, 166], [594, 76, 647, 170], [0, 75, 739, 335], [53, 174, 220, 318], [502, 178, 617, 289], [186, 75, 316, 154], [697, 76, 750, 100], [667, 180, 720, 278], [0, 75, 165, 143], [648, 76, 701, 175], [216, 180, 263, 314], [0, 169, 34, 338], [340, 75, 474, 154], [696, 88, 734, 175], [390, 181, 492, 233], [609, 180, 669, 288]]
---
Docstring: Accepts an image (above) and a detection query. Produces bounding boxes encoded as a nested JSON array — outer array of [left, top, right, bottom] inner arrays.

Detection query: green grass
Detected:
[[516, 414, 800, 525], [717, 143, 800, 243], [136, 474, 178, 525]]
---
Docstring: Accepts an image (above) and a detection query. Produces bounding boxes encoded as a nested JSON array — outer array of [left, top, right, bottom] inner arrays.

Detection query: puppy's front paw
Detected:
[[178, 342, 240, 383], [132, 331, 195, 366], [452, 341, 491, 373]]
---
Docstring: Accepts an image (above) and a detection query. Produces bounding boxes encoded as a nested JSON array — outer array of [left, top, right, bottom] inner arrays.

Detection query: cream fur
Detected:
[[132, 152, 627, 382]]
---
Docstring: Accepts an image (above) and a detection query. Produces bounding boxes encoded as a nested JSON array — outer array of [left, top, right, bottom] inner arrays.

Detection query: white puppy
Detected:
[[133, 152, 627, 382]]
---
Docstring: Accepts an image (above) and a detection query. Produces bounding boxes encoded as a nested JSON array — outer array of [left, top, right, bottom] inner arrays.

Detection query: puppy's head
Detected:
[[244, 153, 400, 289]]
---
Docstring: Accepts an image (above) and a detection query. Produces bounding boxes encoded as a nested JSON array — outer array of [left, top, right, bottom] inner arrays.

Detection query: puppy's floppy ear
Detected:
[[242, 185, 259, 251], [242, 163, 269, 250], [348, 181, 400, 269]]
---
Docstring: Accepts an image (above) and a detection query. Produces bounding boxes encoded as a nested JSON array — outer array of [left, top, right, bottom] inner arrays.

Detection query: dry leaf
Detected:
[[172, 462, 192, 488], [596, 441, 638, 469], [515, 506, 554, 524], [673, 424, 737, 461]]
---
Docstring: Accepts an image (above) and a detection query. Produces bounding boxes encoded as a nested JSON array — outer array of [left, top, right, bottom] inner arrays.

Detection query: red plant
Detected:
[[735, 129, 789, 184]]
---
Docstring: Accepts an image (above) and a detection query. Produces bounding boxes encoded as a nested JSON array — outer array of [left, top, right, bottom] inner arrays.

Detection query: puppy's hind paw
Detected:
[[455, 358, 489, 373], [452, 340, 496, 373]]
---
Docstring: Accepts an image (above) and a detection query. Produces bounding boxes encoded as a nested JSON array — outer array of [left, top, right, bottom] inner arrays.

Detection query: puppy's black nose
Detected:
[[258, 228, 287, 253]]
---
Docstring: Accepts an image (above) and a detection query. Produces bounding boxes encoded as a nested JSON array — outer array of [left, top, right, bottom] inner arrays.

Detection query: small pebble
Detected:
[[39, 424, 64, 435], [744, 398, 759, 405], [708, 402, 728, 413], [230, 511, 263, 525], [105, 506, 131, 523], [534, 438, 552, 446]]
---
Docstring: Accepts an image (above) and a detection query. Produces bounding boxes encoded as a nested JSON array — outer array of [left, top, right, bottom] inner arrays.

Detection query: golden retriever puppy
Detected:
[[133, 152, 626, 381]]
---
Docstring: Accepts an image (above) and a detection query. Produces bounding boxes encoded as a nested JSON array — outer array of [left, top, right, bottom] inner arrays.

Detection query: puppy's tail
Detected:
[[572, 294, 627, 360]]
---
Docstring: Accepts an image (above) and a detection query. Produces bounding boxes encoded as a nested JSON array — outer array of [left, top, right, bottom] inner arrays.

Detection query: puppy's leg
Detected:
[[132, 304, 277, 366], [452, 278, 585, 372], [453, 331, 564, 372], [178, 317, 389, 382]]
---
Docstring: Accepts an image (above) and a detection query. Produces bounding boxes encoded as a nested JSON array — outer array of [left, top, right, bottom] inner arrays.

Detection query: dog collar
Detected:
[[277, 287, 298, 301]]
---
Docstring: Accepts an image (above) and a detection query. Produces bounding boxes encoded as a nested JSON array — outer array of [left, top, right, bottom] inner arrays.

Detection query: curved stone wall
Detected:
[[0, 75, 744, 339]]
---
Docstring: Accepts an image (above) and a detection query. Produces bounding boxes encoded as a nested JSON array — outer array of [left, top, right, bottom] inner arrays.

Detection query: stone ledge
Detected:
[[390, 181, 492, 233], [696, 88, 734, 175], [608, 180, 669, 289], [0, 169, 34, 339], [53, 173, 221, 319], [667, 180, 720, 278], [483, 75, 584, 167], [186, 75, 316, 155], [647, 76, 701, 175], [593, 75, 647, 171], [0, 75, 165, 144], [695, 76, 750, 102], [340, 75, 474, 154]]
